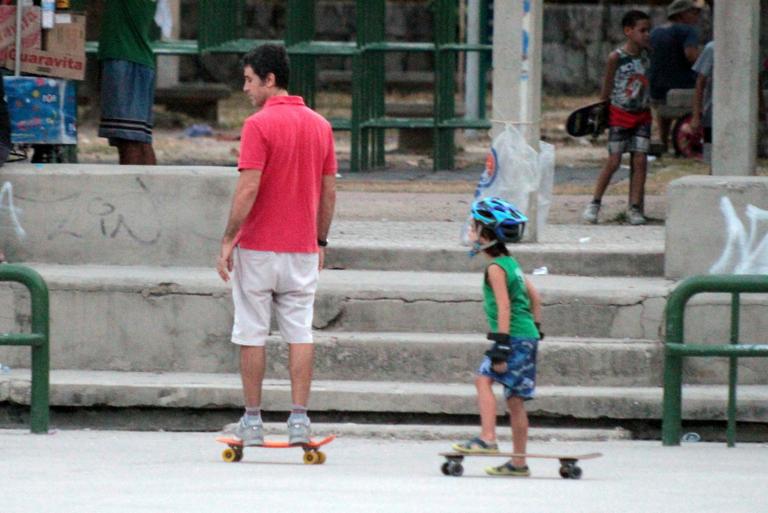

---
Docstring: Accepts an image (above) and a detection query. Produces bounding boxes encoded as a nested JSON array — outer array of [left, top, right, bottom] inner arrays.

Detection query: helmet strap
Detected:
[[468, 239, 498, 257]]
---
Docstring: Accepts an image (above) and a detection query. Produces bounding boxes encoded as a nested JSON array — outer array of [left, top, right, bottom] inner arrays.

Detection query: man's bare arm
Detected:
[[317, 174, 336, 242], [691, 73, 707, 129], [222, 170, 262, 243], [217, 170, 261, 282]]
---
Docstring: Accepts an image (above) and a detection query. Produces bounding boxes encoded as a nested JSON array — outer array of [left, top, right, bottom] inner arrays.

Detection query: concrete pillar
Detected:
[[491, 0, 544, 242], [712, 0, 760, 176], [522, 0, 543, 148], [464, 0, 481, 127], [491, 0, 522, 139], [156, 0, 181, 89]]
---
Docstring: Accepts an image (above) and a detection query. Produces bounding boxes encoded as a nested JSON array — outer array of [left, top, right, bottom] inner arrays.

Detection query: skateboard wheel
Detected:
[[303, 451, 318, 465], [569, 466, 583, 480], [448, 462, 464, 477], [441, 462, 450, 476], [559, 466, 569, 479], [222, 447, 239, 463], [316, 451, 327, 464]]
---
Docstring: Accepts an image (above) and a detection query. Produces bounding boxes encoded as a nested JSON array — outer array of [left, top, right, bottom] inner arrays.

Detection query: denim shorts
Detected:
[[477, 337, 538, 400], [98, 59, 155, 145]]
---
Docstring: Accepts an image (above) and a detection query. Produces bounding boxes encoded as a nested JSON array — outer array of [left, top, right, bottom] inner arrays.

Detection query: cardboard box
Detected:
[[4, 12, 86, 81], [0, 6, 42, 61], [4, 47, 86, 80], [4, 76, 77, 145], [43, 13, 85, 55]]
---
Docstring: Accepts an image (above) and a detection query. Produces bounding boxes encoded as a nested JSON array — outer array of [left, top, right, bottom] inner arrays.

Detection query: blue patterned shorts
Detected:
[[477, 337, 538, 400]]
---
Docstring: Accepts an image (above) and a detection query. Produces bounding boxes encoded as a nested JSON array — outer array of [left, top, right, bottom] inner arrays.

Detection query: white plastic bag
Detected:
[[461, 124, 555, 244], [536, 140, 555, 234], [154, 0, 174, 40]]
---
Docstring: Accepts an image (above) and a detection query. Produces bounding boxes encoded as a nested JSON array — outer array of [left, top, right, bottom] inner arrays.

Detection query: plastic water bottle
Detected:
[[0, 363, 11, 374]]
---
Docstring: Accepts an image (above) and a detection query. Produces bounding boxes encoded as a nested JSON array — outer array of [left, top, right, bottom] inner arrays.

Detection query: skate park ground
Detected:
[[1, 429, 766, 513], [3, 95, 767, 511]]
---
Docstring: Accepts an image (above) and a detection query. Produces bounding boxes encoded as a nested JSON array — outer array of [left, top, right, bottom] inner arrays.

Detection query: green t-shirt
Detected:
[[482, 256, 539, 338], [98, 0, 156, 69]]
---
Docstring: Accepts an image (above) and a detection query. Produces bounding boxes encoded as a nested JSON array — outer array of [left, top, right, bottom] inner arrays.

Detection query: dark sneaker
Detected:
[[288, 415, 311, 446], [451, 437, 499, 454], [485, 461, 531, 477], [225, 416, 264, 446]]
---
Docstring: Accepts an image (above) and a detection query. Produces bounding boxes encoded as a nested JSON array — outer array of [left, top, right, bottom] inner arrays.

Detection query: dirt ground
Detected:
[[76, 93, 767, 204]]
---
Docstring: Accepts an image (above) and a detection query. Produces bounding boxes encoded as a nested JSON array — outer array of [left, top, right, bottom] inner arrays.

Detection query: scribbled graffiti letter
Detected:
[[0, 181, 26, 239], [709, 197, 768, 275]]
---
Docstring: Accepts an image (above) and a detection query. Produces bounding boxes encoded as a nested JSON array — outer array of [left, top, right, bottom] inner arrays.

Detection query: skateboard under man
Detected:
[[438, 451, 602, 479], [217, 434, 336, 464], [566, 101, 609, 138]]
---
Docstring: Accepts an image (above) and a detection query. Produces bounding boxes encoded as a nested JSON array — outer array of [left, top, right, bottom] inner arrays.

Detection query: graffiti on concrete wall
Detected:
[[709, 197, 768, 274], [0, 181, 26, 239]]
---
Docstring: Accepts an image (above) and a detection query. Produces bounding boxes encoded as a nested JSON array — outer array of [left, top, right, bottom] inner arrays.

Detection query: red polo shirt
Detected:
[[237, 96, 337, 253]]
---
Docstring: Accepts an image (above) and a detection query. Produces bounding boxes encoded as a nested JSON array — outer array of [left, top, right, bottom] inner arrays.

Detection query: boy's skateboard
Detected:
[[438, 451, 602, 479], [216, 434, 336, 464], [566, 101, 608, 138]]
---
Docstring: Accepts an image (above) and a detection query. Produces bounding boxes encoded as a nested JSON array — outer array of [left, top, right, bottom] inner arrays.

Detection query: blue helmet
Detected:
[[470, 197, 528, 243]]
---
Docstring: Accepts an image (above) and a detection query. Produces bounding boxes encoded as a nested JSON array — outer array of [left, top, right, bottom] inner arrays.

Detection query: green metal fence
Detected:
[[86, 0, 493, 171], [0, 265, 50, 434], [662, 274, 768, 447], [197, 0, 493, 171]]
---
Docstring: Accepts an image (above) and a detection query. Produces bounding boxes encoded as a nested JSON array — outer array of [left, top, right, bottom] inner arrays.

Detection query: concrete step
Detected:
[[327, 222, 664, 276], [3, 370, 767, 423], [2, 265, 766, 383], [0, 330, 666, 386], [1, 165, 664, 275], [0, 264, 674, 339]]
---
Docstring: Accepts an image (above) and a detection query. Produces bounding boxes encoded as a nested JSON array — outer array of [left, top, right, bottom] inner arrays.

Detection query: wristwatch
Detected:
[[317, 239, 328, 247]]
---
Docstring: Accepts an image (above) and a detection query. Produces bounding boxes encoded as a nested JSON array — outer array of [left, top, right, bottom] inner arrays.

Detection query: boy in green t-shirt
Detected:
[[451, 197, 543, 477]]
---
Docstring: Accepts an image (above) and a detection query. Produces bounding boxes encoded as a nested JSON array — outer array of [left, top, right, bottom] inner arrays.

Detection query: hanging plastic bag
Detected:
[[461, 124, 554, 244], [536, 140, 555, 234], [155, 0, 174, 40]]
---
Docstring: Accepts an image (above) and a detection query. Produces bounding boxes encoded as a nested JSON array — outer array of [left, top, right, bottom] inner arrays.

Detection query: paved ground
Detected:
[[1, 429, 765, 513]]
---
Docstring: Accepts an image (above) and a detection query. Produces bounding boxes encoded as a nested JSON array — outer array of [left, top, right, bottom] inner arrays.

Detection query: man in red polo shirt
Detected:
[[217, 44, 337, 446]]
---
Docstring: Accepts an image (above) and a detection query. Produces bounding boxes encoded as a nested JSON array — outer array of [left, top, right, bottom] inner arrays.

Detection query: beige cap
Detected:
[[667, 0, 705, 19]]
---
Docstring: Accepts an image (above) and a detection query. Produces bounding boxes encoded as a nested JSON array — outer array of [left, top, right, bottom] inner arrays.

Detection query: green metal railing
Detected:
[[0, 265, 50, 434], [662, 275, 768, 447], [86, 0, 493, 172]]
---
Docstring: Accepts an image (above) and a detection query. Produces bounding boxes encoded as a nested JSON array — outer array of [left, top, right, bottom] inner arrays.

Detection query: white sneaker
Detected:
[[582, 202, 600, 224], [225, 416, 264, 446], [627, 207, 647, 225], [288, 415, 311, 446]]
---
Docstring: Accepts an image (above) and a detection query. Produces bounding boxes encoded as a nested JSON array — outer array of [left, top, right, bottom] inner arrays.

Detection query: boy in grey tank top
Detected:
[[582, 10, 652, 226]]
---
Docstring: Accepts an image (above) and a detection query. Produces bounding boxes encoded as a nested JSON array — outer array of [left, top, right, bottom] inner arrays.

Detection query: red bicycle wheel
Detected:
[[671, 113, 704, 159]]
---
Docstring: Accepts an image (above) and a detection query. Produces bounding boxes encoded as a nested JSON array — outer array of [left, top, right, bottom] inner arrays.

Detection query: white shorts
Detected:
[[231, 248, 319, 346]]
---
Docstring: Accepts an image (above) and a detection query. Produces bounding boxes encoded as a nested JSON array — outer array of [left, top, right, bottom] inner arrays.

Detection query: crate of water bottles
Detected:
[[3, 75, 76, 145]]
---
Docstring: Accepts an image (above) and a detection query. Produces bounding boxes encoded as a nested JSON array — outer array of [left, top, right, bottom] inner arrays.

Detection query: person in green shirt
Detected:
[[97, 0, 157, 165], [451, 197, 543, 477]]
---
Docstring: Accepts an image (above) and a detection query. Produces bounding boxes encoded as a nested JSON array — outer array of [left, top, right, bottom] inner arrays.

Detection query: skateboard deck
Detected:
[[438, 451, 602, 479], [566, 101, 608, 138], [217, 434, 336, 464]]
